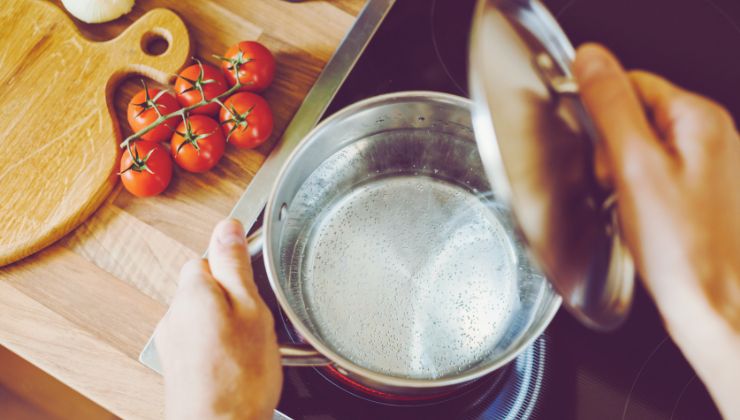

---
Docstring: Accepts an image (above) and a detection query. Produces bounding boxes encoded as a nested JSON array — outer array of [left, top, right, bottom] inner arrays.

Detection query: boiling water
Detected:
[[301, 175, 520, 379]]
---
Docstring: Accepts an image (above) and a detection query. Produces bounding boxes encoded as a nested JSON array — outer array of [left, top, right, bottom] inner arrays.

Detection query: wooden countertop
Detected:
[[0, 0, 364, 418]]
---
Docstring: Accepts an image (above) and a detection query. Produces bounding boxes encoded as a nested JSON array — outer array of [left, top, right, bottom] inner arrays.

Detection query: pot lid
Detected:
[[468, 0, 634, 330]]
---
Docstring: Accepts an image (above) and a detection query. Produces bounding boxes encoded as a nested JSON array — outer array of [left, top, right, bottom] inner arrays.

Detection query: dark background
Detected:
[[331, 0, 740, 123], [547, 0, 740, 122]]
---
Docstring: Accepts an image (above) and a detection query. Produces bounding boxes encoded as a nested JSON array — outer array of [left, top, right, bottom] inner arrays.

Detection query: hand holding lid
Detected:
[[469, 0, 634, 330]]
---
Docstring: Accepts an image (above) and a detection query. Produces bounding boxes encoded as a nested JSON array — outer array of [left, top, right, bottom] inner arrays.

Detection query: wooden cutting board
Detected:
[[0, 0, 190, 266], [0, 1, 362, 417]]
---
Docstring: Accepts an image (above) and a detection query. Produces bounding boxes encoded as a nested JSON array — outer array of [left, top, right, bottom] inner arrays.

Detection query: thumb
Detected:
[[206, 219, 258, 310], [573, 43, 665, 180]]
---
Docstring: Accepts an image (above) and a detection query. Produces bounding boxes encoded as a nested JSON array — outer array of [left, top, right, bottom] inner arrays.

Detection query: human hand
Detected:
[[155, 219, 282, 420], [574, 43, 740, 418]]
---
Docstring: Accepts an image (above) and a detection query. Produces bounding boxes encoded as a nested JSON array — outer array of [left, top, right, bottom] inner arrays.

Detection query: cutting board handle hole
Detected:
[[140, 30, 170, 56]]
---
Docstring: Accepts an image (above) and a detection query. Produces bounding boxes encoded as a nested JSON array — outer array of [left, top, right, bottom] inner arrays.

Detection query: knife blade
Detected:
[[228, 0, 396, 233]]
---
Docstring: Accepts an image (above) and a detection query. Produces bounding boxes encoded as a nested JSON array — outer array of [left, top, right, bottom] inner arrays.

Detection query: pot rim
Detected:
[[263, 90, 562, 389]]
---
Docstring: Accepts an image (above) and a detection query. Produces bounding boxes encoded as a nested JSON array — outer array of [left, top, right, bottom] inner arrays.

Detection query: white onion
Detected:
[[61, 0, 135, 24]]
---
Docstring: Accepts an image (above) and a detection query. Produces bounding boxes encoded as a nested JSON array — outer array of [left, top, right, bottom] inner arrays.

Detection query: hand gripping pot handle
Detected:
[[246, 228, 331, 367]]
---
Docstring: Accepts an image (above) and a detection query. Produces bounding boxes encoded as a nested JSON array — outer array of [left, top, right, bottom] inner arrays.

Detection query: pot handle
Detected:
[[280, 343, 331, 367], [247, 227, 265, 258], [245, 228, 332, 367]]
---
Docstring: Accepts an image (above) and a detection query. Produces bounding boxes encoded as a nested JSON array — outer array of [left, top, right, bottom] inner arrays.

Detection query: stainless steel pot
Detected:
[[254, 91, 561, 395]]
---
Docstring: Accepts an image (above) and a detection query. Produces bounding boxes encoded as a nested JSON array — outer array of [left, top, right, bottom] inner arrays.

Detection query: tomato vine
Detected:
[[120, 58, 243, 152]]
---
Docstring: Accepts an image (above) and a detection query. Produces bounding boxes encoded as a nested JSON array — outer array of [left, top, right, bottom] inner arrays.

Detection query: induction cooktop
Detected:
[[270, 0, 734, 418], [142, 0, 739, 418]]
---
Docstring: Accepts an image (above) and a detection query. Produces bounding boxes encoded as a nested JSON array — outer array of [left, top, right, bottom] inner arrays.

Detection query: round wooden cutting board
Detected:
[[0, 0, 191, 266]]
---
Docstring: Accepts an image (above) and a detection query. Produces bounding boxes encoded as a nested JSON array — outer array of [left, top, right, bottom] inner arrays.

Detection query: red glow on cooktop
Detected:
[[322, 365, 461, 402]]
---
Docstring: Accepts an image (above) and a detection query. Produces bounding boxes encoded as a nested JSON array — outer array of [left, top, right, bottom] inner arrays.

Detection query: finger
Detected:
[[175, 259, 229, 314], [157, 259, 226, 351], [206, 219, 258, 311], [177, 259, 220, 297], [574, 44, 666, 179], [630, 70, 736, 161], [626, 70, 681, 139], [593, 138, 613, 189]]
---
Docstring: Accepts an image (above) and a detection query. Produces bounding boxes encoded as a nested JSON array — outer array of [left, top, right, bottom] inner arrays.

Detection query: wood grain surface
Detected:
[[0, 345, 115, 419], [0, 0, 364, 418], [0, 0, 191, 267]]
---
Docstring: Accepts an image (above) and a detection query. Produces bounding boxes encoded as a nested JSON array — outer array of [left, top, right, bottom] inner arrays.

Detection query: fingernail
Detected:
[[576, 45, 610, 80], [216, 219, 246, 246]]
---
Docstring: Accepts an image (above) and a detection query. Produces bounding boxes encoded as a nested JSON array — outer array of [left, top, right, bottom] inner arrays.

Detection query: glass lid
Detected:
[[468, 0, 634, 330]]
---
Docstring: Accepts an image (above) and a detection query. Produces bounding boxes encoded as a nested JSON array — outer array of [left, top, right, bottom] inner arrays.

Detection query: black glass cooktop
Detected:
[[255, 0, 739, 418]]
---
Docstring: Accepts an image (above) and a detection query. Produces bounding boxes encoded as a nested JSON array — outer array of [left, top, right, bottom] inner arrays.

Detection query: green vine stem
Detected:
[[120, 56, 249, 151], [119, 81, 242, 150]]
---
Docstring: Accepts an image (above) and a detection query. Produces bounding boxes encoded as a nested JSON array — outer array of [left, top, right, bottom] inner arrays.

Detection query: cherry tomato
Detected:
[[218, 41, 275, 92], [219, 92, 274, 149], [120, 141, 173, 197], [126, 84, 181, 142], [174, 62, 228, 115], [170, 115, 225, 173]]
